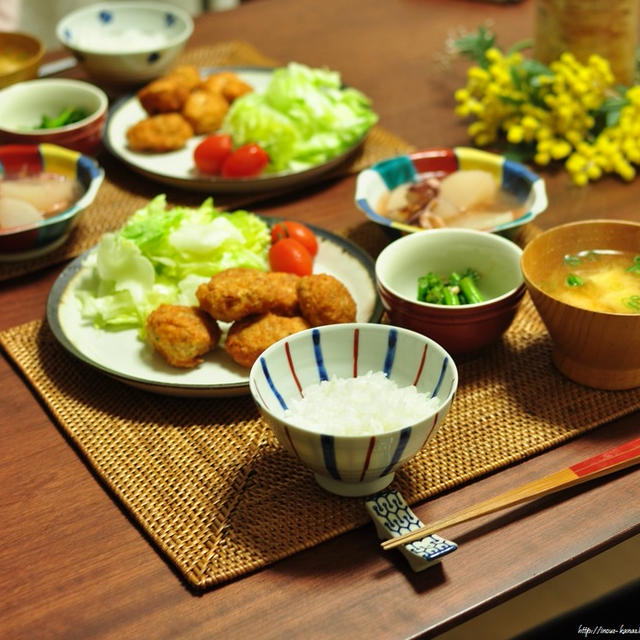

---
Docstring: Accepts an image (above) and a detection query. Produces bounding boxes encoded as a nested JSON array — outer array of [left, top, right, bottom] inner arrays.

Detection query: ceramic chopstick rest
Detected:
[[365, 489, 457, 571]]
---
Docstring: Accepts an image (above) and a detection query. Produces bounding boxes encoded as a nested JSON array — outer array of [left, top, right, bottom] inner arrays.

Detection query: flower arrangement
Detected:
[[451, 26, 640, 185]]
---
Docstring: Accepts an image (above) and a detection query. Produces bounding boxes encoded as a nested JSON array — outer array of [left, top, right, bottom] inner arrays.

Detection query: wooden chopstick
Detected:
[[381, 437, 640, 551]]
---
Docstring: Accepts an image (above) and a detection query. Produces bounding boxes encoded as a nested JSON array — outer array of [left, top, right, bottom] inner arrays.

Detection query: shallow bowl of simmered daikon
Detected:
[[521, 219, 640, 390], [355, 147, 547, 235], [375, 228, 526, 357], [0, 143, 104, 261]]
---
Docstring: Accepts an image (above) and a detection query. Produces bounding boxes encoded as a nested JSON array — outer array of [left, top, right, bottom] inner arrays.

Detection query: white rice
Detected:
[[283, 371, 440, 436]]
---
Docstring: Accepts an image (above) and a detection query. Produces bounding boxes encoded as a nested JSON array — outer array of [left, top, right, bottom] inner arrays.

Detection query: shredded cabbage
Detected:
[[221, 62, 378, 172], [75, 195, 270, 330]]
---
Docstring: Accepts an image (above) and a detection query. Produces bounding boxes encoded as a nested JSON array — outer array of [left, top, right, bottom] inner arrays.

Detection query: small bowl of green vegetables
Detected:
[[375, 228, 525, 356], [0, 78, 108, 156]]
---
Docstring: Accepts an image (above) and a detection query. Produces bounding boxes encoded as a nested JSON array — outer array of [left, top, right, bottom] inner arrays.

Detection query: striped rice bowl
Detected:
[[249, 323, 458, 497]]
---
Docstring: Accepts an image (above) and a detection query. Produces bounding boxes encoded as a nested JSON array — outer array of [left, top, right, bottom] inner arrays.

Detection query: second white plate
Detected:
[[104, 67, 367, 194]]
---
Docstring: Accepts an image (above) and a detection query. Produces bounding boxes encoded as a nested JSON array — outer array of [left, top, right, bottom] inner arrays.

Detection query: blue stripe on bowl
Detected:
[[431, 356, 449, 398], [165, 12, 177, 27], [502, 159, 540, 201], [381, 426, 411, 477], [312, 328, 329, 382], [383, 328, 398, 376], [259, 357, 288, 411], [321, 434, 341, 480], [98, 10, 113, 24], [77, 154, 101, 181]]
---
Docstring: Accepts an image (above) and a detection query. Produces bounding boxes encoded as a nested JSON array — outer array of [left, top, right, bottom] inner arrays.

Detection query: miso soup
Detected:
[[542, 249, 640, 314]]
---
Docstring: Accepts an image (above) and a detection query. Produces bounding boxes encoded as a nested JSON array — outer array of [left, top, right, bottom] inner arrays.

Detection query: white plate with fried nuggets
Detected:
[[47, 224, 383, 397], [104, 66, 367, 194]]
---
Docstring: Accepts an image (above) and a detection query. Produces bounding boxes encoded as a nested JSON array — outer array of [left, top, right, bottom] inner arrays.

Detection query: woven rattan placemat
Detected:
[[2, 221, 640, 590], [0, 41, 414, 282]]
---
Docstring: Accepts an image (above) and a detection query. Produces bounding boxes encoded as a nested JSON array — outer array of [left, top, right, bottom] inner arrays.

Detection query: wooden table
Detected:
[[1, 1, 639, 638]]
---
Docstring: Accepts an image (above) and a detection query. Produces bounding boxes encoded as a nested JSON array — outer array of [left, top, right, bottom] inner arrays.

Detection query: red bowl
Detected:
[[0, 79, 108, 156], [375, 228, 525, 356]]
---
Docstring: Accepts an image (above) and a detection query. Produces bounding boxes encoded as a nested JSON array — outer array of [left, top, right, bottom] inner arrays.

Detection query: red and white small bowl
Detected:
[[0, 79, 108, 156], [375, 228, 525, 356]]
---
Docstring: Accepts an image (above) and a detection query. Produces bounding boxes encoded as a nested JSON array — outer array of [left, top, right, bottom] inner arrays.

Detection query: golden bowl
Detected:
[[0, 32, 44, 89], [521, 219, 640, 390]]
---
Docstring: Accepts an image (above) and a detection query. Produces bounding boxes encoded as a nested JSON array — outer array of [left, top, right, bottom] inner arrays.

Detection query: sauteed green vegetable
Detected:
[[417, 268, 485, 305]]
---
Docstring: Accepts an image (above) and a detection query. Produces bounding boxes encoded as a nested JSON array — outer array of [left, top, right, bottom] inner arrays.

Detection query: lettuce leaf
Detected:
[[76, 195, 270, 330], [221, 62, 378, 172]]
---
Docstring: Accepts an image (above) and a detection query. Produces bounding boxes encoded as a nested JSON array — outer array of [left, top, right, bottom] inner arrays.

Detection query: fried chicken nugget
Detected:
[[165, 64, 201, 91], [196, 268, 300, 322], [296, 273, 357, 326], [146, 304, 222, 368], [126, 113, 194, 152], [200, 71, 253, 103], [137, 77, 191, 114], [265, 271, 301, 316], [225, 313, 310, 368], [181, 89, 229, 135]]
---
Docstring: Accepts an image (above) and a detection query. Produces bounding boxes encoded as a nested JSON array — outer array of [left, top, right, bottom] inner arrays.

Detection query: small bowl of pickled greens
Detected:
[[522, 219, 640, 390], [0, 78, 108, 156], [375, 228, 525, 356]]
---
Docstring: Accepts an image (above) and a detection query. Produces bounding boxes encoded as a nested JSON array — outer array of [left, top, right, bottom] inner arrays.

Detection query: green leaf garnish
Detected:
[[566, 274, 584, 287], [624, 295, 640, 312], [626, 255, 640, 274]]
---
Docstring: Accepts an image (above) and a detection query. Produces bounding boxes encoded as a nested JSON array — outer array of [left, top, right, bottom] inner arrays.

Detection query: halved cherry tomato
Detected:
[[270, 221, 318, 257], [268, 238, 313, 276], [221, 143, 269, 178], [193, 134, 232, 175]]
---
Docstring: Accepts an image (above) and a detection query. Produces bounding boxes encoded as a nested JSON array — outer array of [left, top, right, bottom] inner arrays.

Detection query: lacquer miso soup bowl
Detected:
[[249, 323, 458, 497], [375, 228, 525, 356], [0, 32, 44, 89], [521, 219, 640, 390]]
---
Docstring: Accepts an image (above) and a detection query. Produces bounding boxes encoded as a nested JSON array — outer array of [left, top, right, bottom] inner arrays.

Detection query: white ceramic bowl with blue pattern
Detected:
[[56, 1, 193, 85], [249, 323, 458, 497]]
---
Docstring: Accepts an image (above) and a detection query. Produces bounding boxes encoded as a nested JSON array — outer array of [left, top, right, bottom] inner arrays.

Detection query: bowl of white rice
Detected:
[[249, 323, 458, 497], [56, 1, 193, 85]]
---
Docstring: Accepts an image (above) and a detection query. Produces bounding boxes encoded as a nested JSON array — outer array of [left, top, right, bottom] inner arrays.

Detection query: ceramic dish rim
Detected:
[[250, 322, 459, 439]]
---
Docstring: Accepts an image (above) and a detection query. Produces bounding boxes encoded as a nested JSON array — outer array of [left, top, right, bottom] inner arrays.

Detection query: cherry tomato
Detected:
[[270, 221, 318, 257], [268, 238, 313, 276], [221, 143, 269, 178], [193, 134, 233, 175]]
